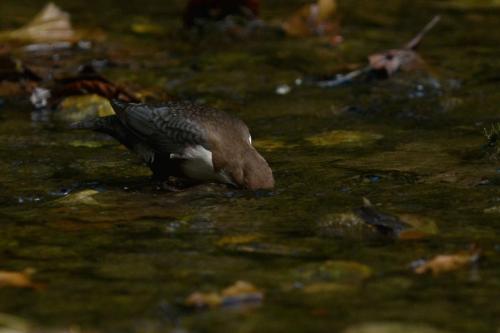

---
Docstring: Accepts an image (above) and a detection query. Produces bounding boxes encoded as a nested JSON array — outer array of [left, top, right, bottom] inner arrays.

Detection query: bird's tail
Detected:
[[69, 116, 117, 132]]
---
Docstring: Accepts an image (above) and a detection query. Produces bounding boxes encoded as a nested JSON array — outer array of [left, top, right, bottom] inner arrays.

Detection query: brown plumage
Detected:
[[72, 100, 274, 190]]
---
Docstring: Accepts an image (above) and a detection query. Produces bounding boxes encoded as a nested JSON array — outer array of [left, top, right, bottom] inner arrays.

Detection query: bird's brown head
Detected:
[[240, 146, 274, 190], [204, 112, 274, 191]]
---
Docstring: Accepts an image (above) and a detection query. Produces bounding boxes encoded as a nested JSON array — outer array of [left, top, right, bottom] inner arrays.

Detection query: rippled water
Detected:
[[0, 0, 499, 332]]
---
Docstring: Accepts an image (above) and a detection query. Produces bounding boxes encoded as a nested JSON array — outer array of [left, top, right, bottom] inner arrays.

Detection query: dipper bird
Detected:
[[71, 100, 274, 190]]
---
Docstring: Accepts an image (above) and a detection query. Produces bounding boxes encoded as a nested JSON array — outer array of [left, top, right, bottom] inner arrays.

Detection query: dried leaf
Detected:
[[316, 16, 440, 87], [216, 234, 261, 246], [354, 198, 438, 240], [185, 281, 263, 309], [413, 246, 481, 275], [282, 0, 339, 37], [56, 189, 100, 206], [0, 269, 39, 289], [0, 3, 75, 43], [368, 49, 425, 78], [47, 65, 139, 108]]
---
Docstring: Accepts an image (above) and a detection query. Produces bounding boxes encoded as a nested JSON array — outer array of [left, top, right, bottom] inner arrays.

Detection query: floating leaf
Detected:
[[412, 246, 481, 275], [185, 281, 263, 309], [282, 0, 339, 37], [354, 198, 438, 240], [48, 65, 139, 108], [216, 234, 261, 246], [0, 3, 75, 43], [131, 19, 165, 35], [315, 16, 440, 87], [56, 189, 100, 206], [0, 269, 39, 289]]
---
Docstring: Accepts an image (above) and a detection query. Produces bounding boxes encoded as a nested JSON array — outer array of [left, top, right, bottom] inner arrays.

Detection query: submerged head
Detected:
[[241, 147, 275, 190]]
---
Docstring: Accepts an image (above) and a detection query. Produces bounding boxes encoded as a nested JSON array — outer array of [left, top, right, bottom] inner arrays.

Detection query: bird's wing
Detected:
[[113, 102, 208, 155]]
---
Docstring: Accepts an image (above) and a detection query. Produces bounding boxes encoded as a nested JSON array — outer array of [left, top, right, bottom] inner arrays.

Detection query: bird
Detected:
[[71, 100, 274, 190]]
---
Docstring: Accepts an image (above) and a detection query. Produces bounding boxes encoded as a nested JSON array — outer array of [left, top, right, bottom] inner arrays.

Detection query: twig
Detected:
[[405, 15, 441, 50]]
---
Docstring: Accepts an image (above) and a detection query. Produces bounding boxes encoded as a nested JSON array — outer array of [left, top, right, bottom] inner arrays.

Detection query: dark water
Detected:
[[0, 0, 499, 332]]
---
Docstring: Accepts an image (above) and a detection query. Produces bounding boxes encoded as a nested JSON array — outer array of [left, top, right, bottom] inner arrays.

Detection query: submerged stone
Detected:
[[56, 94, 114, 122], [306, 130, 383, 147]]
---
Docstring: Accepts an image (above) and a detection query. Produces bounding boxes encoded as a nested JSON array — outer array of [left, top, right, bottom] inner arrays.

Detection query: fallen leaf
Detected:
[[185, 281, 263, 309], [316, 16, 440, 87], [412, 246, 481, 275], [0, 269, 39, 289], [56, 189, 100, 206], [0, 3, 75, 43], [48, 65, 139, 108], [282, 0, 339, 37], [185, 292, 221, 308], [354, 198, 438, 240], [216, 234, 261, 246]]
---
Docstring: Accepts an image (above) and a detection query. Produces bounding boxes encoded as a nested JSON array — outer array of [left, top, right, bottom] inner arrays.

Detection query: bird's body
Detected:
[[72, 100, 274, 190]]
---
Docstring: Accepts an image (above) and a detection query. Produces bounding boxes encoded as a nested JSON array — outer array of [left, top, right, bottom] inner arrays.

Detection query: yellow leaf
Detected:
[[0, 3, 75, 42], [0, 269, 38, 289]]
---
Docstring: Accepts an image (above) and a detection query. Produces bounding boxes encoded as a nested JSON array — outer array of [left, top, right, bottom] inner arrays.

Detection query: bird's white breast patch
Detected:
[[171, 145, 233, 184]]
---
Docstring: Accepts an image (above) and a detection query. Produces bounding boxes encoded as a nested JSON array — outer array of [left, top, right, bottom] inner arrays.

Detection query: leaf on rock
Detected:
[[354, 198, 438, 240], [0, 3, 75, 43], [412, 246, 481, 275], [56, 94, 115, 122], [282, 0, 340, 37], [0, 269, 40, 289], [185, 281, 263, 309], [48, 65, 139, 108]]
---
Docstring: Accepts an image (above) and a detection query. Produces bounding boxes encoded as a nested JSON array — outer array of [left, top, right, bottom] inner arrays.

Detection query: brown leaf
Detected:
[[354, 198, 438, 240], [368, 49, 425, 77], [49, 65, 139, 108], [0, 269, 40, 289], [0, 3, 75, 43], [282, 0, 339, 37], [185, 281, 263, 309], [413, 246, 481, 275]]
